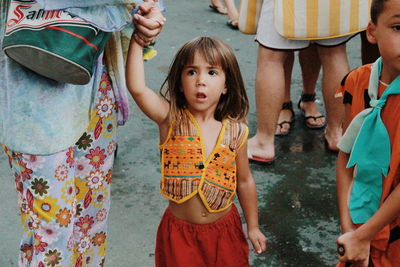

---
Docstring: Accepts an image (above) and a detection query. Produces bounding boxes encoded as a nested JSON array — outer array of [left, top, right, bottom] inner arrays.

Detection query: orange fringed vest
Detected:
[[159, 110, 248, 212]]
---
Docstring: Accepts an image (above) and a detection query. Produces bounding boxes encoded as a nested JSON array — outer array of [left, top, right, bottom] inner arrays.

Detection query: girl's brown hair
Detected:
[[160, 36, 249, 123]]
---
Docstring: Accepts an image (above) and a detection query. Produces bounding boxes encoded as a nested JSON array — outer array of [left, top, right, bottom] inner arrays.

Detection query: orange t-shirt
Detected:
[[337, 64, 400, 251]]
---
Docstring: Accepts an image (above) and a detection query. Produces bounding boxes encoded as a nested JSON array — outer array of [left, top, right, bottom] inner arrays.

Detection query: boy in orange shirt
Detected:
[[335, 0, 400, 266]]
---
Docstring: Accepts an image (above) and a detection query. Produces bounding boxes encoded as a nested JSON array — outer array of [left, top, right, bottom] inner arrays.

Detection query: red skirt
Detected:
[[155, 204, 250, 267]]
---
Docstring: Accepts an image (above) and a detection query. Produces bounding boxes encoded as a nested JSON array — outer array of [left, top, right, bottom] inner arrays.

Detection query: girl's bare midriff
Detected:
[[168, 195, 231, 224]]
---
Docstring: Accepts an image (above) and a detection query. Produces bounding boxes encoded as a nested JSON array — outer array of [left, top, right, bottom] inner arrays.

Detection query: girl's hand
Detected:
[[133, 2, 166, 47], [248, 227, 267, 254], [337, 231, 370, 267]]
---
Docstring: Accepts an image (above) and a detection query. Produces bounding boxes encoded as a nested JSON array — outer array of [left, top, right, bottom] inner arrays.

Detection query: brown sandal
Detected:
[[227, 19, 239, 30], [298, 93, 326, 129], [209, 2, 227, 14], [276, 101, 295, 136]]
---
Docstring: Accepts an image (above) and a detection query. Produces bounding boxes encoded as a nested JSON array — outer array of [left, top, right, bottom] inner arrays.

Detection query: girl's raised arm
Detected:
[[126, 33, 169, 126]]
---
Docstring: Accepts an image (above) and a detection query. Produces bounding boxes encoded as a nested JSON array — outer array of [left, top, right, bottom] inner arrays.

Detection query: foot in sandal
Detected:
[[209, 0, 228, 14]]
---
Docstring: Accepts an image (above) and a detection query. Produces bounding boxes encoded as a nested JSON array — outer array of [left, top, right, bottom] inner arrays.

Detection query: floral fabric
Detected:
[[2, 65, 117, 267]]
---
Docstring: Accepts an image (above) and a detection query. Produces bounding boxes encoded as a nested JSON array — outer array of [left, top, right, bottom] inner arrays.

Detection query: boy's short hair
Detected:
[[371, 0, 389, 24]]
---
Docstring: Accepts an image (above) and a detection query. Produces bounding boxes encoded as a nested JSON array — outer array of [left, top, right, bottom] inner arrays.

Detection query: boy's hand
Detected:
[[337, 231, 370, 267], [133, 1, 166, 47], [248, 227, 267, 254]]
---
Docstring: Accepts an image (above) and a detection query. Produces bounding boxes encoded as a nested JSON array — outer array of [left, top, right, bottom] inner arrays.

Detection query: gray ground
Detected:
[[0, 0, 363, 266]]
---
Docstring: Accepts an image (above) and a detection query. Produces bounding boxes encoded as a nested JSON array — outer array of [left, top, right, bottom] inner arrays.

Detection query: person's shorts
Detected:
[[256, 0, 354, 50]]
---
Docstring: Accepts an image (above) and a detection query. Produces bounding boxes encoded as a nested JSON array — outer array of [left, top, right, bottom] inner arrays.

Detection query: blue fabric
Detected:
[[38, 0, 140, 8], [346, 58, 400, 223], [0, 1, 126, 155], [37, 0, 165, 10], [36, 0, 165, 31], [36, 0, 137, 31]]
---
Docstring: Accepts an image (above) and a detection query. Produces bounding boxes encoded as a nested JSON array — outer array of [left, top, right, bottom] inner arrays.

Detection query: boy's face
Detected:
[[367, 0, 400, 78]]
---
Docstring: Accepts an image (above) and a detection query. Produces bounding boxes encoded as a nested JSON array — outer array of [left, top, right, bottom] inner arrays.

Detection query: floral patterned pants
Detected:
[[2, 69, 117, 267]]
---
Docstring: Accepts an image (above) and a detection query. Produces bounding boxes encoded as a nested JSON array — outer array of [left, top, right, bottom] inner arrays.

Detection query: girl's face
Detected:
[[180, 52, 227, 116]]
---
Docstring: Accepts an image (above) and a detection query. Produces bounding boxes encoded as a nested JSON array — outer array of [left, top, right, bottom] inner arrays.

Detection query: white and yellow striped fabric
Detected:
[[274, 0, 372, 40], [238, 0, 264, 34]]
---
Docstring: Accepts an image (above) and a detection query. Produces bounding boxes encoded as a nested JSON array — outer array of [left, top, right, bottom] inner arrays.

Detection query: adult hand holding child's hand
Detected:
[[133, 0, 166, 47]]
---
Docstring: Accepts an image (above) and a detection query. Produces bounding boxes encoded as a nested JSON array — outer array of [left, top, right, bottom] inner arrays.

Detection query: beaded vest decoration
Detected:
[[159, 110, 248, 212]]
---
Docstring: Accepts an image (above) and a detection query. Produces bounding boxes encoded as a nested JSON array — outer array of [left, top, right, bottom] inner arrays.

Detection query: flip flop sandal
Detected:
[[275, 101, 295, 136], [226, 19, 239, 30], [276, 121, 292, 136], [209, 3, 228, 14], [247, 149, 275, 164], [304, 114, 326, 129], [297, 93, 326, 129]]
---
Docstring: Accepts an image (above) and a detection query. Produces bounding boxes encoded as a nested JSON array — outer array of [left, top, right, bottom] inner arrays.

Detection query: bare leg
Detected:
[[224, 0, 239, 21], [298, 45, 326, 128], [275, 52, 294, 135], [248, 45, 289, 160], [317, 44, 349, 151]]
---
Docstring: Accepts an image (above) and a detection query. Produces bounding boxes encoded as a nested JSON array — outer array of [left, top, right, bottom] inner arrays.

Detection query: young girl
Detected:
[[126, 34, 267, 266]]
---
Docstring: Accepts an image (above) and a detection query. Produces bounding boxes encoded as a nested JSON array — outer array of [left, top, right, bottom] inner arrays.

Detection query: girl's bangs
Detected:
[[182, 39, 223, 67], [199, 45, 223, 67]]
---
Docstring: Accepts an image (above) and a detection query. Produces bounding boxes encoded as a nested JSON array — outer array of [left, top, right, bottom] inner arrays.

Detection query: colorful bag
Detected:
[[274, 0, 371, 40], [238, 0, 263, 34], [2, 0, 111, 85]]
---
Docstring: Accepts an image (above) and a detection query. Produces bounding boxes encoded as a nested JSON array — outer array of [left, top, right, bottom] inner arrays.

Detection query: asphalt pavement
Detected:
[[0, 0, 363, 266]]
